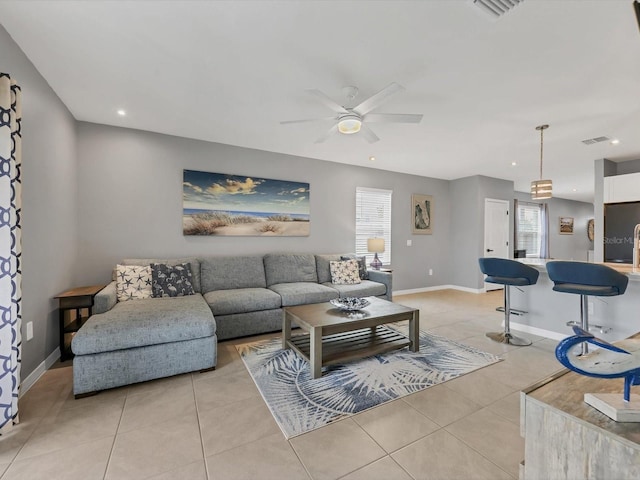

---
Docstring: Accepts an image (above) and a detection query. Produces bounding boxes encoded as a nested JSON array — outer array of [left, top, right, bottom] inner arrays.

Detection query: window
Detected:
[[355, 187, 392, 265], [516, 201, 542, 257]]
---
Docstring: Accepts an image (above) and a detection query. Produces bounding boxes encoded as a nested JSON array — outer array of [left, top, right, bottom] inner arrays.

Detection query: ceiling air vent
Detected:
[[581, 136, 611, 145], [473, 0, 524, 18]]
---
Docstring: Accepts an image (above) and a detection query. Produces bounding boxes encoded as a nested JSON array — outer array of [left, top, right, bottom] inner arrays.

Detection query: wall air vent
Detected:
[[473, 0, 524, 18], [581, 136, 611, 145]]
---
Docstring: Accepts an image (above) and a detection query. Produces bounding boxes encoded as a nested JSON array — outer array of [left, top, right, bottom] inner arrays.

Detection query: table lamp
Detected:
[[367, 238, 385, 270]]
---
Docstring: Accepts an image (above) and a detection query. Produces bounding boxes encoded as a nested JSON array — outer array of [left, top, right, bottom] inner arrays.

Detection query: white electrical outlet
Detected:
[[406, 239, 412, 247], [26, 321, 33, 341], [428, 269, 433, 276], [588, 302, 594, 316]]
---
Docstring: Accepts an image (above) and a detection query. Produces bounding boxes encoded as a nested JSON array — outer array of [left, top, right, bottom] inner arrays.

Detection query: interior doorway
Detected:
[[483, 198, 510, 291]]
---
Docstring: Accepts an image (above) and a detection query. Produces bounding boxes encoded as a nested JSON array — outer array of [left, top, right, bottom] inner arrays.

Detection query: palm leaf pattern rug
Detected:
[[236, 326, 501, 438]]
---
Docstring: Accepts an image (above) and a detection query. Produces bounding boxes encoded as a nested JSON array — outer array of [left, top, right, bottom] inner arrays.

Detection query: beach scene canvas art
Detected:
[[183, 170, 310, 236]]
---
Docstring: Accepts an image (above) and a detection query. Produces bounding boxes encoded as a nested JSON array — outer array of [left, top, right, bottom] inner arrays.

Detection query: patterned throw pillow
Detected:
[[329, 259, 362, 285], [151, 263, 195, 298], [341, 255, 369, 280], [115, 264, 153, 302]]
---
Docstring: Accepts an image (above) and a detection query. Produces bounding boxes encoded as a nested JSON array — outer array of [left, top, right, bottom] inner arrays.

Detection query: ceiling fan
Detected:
[[280, 82, 423, 144]]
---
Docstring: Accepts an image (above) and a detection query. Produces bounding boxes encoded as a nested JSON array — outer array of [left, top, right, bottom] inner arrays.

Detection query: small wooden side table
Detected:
[[55, 285, 106, 361]]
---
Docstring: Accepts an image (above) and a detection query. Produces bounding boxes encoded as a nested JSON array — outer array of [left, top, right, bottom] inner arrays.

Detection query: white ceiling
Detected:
[[2, 0, 640, 203]]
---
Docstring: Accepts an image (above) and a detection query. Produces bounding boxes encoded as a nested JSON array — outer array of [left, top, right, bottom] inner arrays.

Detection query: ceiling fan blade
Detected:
[[280, 116, 336, 125], [306, 89, 349, 114], [359, 124, 380, 144], [363, 113, 423, 124], [352, 82, 405, 116], [315, 124, 338, 143]]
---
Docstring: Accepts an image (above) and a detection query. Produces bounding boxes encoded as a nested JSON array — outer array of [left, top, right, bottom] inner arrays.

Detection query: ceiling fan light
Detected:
[[531, 179, 553, 200], [338, 116, 362, 135]]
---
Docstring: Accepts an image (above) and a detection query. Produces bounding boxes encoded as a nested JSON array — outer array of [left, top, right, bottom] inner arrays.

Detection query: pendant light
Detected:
[[531, 124, 552, 200]]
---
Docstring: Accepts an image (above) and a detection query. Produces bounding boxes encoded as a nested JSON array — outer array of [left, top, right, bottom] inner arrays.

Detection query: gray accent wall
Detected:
[[75, 122, 451, 292], [1, 25, 78, 377], [450, 175, 515, 290]]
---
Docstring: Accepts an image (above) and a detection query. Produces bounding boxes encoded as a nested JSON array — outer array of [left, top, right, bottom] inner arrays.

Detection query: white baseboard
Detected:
[[509, 322, 567, 342], [394, 285, 485, 296], [20, 347, 60, 397]]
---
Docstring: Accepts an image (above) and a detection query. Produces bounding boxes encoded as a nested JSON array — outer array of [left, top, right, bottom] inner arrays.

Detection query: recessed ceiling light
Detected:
[[117, 109, 126, 116], [369, 156, 376, 161], [511, 161, 517, 166], [610, 139, 620, 145], [572, 188, 577, 192]]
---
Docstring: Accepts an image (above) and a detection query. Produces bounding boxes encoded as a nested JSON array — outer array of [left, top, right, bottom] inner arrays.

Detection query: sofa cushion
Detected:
[[264, 253, 318, 286], [204, 288, 281, 315], [200, 255, 267, 292], [323, 280, 387, 298], [151, 263, 196, 298], [123, 257, 202, 293], [330, 260, 361, 285], [315, 254, 343, 284], [341, 255, 369, 280], [115, 264, 152, 301], [269, 282, 338, 306], [72, 294, 215, 355]]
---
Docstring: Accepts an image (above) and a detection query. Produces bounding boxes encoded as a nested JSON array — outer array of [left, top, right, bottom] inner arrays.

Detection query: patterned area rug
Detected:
[[236, 327, 501, 438]]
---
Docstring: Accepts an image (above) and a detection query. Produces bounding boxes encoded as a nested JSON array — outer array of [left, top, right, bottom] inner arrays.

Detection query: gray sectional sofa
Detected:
[[71, 253, 392, 396]]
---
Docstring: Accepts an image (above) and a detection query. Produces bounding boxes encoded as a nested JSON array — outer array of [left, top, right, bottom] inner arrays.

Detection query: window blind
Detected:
[[516, 202, 542, 258], [355, 187, 392, 265]]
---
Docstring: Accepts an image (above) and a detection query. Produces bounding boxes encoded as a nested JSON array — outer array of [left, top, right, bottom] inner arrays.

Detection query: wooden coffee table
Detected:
[[282, 297, 419, 379]]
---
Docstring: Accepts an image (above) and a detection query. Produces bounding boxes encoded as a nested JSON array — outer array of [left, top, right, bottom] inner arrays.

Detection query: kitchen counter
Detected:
[[518, 258, 640, 279]]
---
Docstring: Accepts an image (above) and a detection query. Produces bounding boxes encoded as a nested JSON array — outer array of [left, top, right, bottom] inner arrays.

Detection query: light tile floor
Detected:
[[0, 289, 565, 480]]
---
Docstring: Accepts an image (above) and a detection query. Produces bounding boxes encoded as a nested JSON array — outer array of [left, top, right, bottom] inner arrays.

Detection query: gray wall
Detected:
[[450, 175, 515, 290], [1, 25, 78, 377], [75, 122, 451, 291], [514, 192, 594, 262], [612, 158, 640, 176]]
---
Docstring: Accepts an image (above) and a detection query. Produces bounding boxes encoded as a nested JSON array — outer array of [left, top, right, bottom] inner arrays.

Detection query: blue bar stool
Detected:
[[546, 261, 629, 355], [478, 258, 540, 346]]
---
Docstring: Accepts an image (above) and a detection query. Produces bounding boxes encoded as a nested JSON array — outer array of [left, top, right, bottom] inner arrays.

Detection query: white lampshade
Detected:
[[367, 238, 385, 253]]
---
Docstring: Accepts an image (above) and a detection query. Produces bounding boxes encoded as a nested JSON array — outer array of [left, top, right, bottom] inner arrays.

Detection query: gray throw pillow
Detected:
[[151, 262, 195, 298], [341, 255, 369, 280]]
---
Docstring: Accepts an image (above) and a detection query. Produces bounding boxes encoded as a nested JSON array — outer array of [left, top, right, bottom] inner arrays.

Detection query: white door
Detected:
[[483, 198, 510, 291]]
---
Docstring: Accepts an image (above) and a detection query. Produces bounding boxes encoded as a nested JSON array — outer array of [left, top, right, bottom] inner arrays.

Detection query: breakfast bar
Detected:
[[507, 260, 640, 343]]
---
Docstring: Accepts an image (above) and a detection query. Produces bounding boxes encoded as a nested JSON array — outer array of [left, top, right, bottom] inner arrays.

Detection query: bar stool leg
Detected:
[[486, 286, 532, 346], [580, 294, 589, 355]]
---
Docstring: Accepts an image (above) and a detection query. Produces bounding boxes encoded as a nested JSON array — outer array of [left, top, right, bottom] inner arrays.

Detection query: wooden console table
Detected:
[[55, 285, 106, 361], [521, 358, 640, 479]]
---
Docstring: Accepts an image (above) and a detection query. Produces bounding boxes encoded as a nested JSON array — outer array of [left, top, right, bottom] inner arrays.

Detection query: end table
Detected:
[[55, 285, 106, 361]]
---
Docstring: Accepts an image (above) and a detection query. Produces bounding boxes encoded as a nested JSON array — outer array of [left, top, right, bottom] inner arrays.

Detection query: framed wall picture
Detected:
[[182, 169, 310, 236], [560, 216, 574, 235], [412, 194, 432, 234]]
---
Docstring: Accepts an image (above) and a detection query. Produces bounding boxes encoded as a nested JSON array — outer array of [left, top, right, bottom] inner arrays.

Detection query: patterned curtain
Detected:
[[0, 73, 22, 431]]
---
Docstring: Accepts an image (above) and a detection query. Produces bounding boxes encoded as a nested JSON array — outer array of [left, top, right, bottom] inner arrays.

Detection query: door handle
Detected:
[[486, 249, 494, 252]]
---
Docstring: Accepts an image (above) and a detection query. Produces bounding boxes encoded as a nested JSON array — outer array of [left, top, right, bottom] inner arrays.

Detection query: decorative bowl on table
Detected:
[[330, 297, 370, 311]]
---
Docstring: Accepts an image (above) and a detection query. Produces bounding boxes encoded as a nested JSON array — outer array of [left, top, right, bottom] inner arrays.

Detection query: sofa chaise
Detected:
[[71, 253, 392, 396]]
